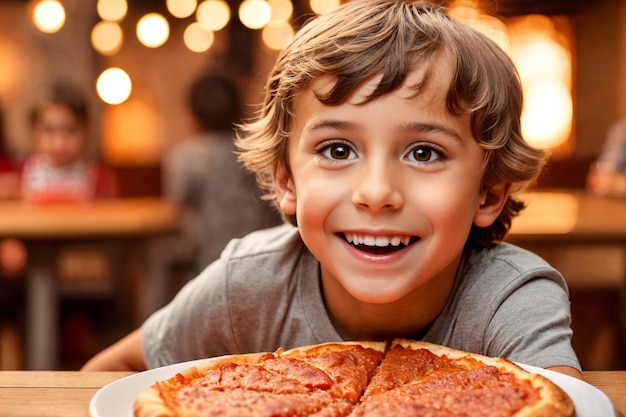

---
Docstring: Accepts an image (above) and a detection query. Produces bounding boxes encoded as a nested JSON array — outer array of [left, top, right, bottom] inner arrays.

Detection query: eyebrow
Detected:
[[304, 119, 465, 144], [303, 119, 355, 134], [398, 121, 464, 143]]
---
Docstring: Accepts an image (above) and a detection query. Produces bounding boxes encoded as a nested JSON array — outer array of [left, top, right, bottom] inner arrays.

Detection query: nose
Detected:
[[352, 159, 403, 212]]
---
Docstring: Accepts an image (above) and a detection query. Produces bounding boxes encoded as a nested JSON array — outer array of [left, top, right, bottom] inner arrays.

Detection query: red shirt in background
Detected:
[[20, 154, 116, 204]]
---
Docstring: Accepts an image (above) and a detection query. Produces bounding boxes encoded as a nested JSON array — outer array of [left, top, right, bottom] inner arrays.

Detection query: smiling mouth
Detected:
[[341, 232, 419, 255]]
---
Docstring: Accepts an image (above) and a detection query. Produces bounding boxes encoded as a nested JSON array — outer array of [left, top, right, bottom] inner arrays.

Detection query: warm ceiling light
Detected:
[[509, 15, 572, 150], [91, 21, 123, 55], [184, 22, 215, 53], [97, 67, 132, 105], [167, 0, 197, 18], [32, 0, 65, 34], [521, 81, 572, 149], [97, 0, 128, 22], [239, 0, 271, 29], [136, 13, 170, 48], [196, 0, 230, 31]]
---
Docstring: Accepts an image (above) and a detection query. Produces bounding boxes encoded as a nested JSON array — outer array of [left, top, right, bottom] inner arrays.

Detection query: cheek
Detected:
[[422, 183, 481, 231], [294, 175, 344, 223]]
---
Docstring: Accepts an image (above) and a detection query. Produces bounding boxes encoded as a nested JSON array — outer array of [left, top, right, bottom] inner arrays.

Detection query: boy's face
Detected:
[[34, 103, 86, 167], [275, 58, 508, 310]]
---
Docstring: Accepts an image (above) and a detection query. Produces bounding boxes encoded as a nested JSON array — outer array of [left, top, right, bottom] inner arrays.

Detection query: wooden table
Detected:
[[508, 189, 626, 243], [0, 371, 622, 417], [0, 198, 180, 370]]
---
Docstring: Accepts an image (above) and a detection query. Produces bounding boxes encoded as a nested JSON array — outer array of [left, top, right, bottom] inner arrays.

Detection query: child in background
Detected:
[[21, 86, 116, 204], [82, 0, 582, 379], [20, 86, 117, 366], [142, 72, 282, 316]]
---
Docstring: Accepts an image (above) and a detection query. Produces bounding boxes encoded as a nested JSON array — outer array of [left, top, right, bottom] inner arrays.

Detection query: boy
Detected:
[[82, 0, 582, 379]]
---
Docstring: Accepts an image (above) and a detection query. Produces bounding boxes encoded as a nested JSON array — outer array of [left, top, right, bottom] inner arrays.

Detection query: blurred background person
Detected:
[[21, 85, 116, 204], [586, 118, 626, 197], [144, 70, 281, 316]]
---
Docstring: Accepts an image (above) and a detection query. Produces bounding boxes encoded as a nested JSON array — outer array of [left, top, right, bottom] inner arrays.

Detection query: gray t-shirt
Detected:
[[143, 224, 581, 372]]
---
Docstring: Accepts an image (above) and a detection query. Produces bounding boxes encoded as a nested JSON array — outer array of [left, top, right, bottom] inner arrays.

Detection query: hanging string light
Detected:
[[96, 0, 127, 22], [32, 0, 66, 34], [239, 0, 272, 30], [136, 13, 170, 48], [97, 67, 132, 105], [309, 0, 340, 15], [167, 0, 197, 19], [184, 22, 215, 53], [91, 21, 123, 56], [196, 0, 231, 32]]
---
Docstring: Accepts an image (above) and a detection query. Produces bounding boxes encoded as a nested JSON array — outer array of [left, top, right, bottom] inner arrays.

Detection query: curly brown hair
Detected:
[[237, 0, 547, 249]]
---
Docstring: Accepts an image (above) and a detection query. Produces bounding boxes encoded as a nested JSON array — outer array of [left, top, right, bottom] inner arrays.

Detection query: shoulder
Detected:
[[453, 242, 567, 306], [428, 243, 577, 368], [221, 223, 303, 260], [465, 242, 562, 282]]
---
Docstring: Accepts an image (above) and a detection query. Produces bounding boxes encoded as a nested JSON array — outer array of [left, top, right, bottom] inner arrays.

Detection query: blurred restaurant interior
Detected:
[[0, 0, 626, 371]]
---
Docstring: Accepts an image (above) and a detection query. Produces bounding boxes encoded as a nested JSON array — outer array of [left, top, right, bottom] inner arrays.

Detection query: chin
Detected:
[[350, 290, 406, 305]]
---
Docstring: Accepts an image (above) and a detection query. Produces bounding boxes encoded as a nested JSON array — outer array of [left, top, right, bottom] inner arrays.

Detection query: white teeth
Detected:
[[375, 237, 388, 246], [344, 233, 412, 247], [363, 236, 376, 246]]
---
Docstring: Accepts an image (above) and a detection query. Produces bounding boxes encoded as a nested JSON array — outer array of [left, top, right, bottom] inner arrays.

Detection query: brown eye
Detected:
[[329, 144, 351, 160], [412, 147, 433, 161]]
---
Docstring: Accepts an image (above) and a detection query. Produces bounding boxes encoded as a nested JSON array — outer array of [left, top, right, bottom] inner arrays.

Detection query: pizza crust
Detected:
[[281, 340, 387, 357]]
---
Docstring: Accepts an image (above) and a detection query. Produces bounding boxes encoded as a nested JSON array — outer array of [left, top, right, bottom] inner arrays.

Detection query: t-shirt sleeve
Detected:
[[483, 275, 581, 371], [141, 258, 239, 368], [426, 244, 581, 373]]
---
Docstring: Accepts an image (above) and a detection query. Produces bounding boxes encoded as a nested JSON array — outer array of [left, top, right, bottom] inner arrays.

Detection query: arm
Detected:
[[547, 366, 583, 380], [81, 328, 147, 371]]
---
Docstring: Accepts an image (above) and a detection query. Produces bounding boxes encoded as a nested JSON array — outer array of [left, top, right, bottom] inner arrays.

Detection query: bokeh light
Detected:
[[196, 0, 230, 32], [239, 0, 272, 29], [268, 0, 293, 22], [91, 21, 123, 55], [167, 0, 197, 18], [32, 0, 65, 34], [97, 0, 128, 22], [184, 22, 215, 53], [97, 67, 132, 105], [309, 0, 340, 15], [262, 21, 294, 50], [136, 13, 170, 48]]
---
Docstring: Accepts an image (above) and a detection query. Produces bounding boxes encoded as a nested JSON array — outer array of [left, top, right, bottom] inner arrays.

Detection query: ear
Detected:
[[274, 163, 297, 216], [473, 182, 510, 228]]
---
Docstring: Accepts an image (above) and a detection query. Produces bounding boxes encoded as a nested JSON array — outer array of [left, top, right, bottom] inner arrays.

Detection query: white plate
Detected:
[[90, 359, 616, 417]]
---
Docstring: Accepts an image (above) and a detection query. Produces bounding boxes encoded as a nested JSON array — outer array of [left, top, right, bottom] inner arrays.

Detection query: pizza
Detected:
[[133, 339, 575, 417]]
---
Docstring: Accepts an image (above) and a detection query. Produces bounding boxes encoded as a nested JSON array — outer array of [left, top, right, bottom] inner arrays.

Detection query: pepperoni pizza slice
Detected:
[[354, 339, 575, 417]]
